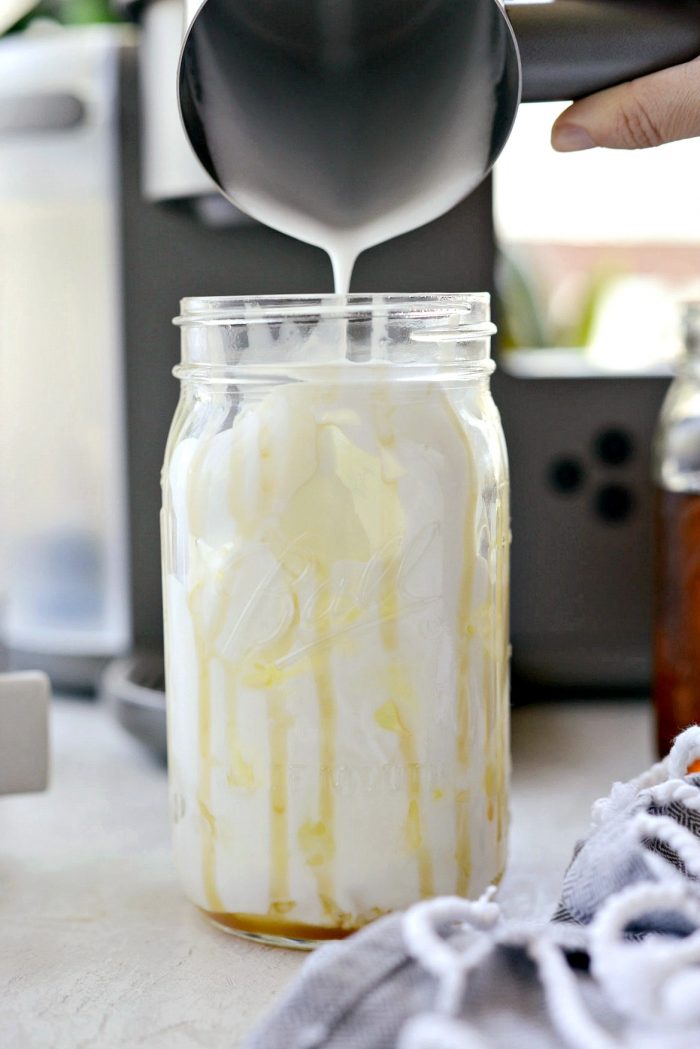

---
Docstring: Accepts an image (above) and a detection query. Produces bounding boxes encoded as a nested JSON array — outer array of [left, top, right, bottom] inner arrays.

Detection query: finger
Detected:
[[551, 54, 700, 152]]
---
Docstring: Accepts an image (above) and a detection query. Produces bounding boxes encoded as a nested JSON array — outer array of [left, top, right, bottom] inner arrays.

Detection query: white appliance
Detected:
[[0, 26, 132, 687]]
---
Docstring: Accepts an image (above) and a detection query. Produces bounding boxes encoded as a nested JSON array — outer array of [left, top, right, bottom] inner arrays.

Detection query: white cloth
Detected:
[[241, 727, 700, 1049]]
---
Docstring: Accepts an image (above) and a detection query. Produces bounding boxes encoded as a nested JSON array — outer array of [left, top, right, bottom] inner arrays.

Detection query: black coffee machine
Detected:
[[107, 0, 693, 750]]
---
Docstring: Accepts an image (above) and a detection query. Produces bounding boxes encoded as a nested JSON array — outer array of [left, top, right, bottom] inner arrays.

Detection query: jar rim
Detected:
[[174, 291, 491, 327]]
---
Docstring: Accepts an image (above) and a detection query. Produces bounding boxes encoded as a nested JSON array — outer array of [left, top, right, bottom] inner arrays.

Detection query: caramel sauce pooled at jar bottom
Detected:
[[200, 909, 377, 944], [199, 863, 507, 945], [654, 488, 700, 756]]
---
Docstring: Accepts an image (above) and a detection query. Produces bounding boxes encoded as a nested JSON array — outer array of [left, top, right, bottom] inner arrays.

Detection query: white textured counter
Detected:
[[0, 696, 654, 1048]]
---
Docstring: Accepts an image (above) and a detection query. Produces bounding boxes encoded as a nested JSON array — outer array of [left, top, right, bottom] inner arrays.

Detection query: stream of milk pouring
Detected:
[[329, 247, 356, 296]]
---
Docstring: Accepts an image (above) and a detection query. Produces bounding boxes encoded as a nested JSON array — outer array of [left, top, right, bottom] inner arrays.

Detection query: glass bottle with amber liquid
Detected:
[[653, 303, 700, 756]]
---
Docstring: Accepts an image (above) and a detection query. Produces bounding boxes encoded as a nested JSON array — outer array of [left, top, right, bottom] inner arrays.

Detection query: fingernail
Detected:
[[551, 124, 596, 152]]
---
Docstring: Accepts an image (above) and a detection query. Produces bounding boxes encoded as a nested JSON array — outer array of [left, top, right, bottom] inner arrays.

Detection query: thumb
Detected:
[[551, 55, 700, 152]]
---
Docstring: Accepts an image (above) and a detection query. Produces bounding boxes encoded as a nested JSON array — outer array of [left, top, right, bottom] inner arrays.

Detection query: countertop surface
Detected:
[[0, 696, 655, 1049]]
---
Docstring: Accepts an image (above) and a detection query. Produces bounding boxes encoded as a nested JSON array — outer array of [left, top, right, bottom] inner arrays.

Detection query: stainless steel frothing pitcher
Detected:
[[177, 0, 700, 248]]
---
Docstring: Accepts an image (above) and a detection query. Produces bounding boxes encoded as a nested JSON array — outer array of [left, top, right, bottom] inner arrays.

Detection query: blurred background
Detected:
[[0, 0, 692, 744], [496, 101, 700, 364], [0, 0, 132, 693]]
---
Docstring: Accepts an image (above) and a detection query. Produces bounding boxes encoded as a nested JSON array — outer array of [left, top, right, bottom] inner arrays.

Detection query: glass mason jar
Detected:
[[162, 293, 510, 947], [653, 303, 700, 757]]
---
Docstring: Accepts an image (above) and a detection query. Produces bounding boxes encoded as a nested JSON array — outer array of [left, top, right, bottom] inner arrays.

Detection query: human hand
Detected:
[[551, 55, 700, 151]]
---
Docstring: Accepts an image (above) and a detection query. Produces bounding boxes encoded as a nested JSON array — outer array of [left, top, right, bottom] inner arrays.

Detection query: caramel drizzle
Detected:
[[480, 420, 510, 853], [494, 486, 511, 846], [185, 426, 229, 914], [375, 395, 434, 899], [445, 395, 479, 896], [311, 572, 337, 916], [379, 567, 434, 898], [187, 404, 262, 915], [187, 577, 228, 913], [267, 690, 291, 905], [195, 650, 223, 911]]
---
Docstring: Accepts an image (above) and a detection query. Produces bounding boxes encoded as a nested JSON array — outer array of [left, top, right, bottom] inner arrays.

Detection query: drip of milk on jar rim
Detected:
[[240, 291, 389, 369]]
